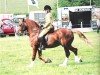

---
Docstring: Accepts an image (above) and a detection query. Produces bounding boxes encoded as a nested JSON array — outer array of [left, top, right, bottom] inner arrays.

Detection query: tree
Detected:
[[52, 3, 57, 19], [94, 0, 100, 7], [80, 0, 95, 6], [52, 0, 100, 19], [57, 0, 97, 7]]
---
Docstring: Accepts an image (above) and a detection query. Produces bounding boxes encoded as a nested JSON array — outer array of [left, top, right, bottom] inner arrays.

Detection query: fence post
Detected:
[[81, 22, 83, 28]]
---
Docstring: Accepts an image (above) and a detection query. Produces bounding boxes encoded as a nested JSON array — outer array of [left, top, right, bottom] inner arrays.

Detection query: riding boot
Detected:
[[38, 37, 45, 51]]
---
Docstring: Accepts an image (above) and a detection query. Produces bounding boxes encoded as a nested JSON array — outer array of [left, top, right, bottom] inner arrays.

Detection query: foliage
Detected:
[[79, 0, 95, 6], [58, 0, 96, 7], [52, 3, 57, 19], [52, 0, 100, 19], [94, 0, 100, 7]]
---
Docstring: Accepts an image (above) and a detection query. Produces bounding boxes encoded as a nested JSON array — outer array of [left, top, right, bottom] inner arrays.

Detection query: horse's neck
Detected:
[[28, 27, 40, 36], [26, 19, 40, 36]]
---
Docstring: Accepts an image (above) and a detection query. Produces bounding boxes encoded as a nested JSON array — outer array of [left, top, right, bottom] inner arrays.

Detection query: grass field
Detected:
[[0, 0, 56, 14], [0, 32, 100, 75]]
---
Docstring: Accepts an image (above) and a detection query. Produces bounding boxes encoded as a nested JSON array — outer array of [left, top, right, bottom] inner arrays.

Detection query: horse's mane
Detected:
[[25, 19, 40, 29], [33, 20, 40, 29]]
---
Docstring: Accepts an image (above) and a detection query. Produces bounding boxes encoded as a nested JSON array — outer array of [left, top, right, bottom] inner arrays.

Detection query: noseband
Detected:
[[22, 24, 27, 31]]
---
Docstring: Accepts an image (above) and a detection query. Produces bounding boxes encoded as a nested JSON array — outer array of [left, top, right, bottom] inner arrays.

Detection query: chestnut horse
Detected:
[[18, 19, 89, 67]]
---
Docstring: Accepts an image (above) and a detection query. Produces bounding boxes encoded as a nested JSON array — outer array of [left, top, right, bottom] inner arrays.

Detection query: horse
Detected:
[[18, 18, 90, 67]]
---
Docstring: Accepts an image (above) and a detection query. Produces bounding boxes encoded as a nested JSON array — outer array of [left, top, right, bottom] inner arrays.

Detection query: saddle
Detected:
[[44, 27, 54, 41], [38, 27, 54, 50]]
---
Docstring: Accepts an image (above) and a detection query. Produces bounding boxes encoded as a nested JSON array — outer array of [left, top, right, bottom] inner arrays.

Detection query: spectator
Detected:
[[97, 19, 100, 33]]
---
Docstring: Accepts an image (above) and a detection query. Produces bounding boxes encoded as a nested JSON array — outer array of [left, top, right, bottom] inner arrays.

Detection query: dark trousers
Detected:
[[97, 25, 100, 33]]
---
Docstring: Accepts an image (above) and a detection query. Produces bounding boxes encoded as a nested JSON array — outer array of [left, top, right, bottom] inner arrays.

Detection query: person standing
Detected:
[[97, 19, 100, 33]]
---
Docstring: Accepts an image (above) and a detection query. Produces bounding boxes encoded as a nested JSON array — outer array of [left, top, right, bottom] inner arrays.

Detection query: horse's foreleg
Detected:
[[28, 48, 37, 68], [59, 47, 70, 67], [69, 46, 82, 63], [38, 50, 52, 63]]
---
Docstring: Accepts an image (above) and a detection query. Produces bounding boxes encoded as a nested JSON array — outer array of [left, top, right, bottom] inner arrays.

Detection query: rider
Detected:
[[38, 5, 53, 50]]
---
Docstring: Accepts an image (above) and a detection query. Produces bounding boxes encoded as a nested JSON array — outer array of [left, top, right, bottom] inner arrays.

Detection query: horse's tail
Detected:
[[74, 30, 92, 47]]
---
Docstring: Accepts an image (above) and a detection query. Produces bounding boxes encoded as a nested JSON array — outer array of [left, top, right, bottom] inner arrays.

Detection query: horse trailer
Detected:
[[57, 6, 93, 28], [29, 11, 45, 26]]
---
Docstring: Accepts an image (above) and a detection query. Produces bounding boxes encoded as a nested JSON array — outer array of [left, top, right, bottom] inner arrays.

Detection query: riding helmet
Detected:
[[44, 5, 52, 10]]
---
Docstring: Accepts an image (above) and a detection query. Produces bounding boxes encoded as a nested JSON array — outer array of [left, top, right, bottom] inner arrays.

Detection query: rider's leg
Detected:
[[38, 36, 45, 50], [38, 29, 49, 50]]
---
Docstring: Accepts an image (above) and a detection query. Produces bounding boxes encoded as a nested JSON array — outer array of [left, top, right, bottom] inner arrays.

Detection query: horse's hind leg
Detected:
[[59, 46, 70, 66], [38, 50, 52, 63], [69, 46, 82, 63]]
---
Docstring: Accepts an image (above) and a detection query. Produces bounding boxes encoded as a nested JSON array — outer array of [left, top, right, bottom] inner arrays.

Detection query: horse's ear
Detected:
[[22, 18, 25, 22]]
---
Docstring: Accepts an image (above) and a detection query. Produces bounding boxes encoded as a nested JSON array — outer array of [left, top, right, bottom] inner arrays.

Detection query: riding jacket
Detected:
[[39, 12, 53, 38]]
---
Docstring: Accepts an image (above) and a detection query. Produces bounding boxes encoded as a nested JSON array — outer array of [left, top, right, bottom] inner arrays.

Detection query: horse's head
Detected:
[[18, 19, 41, 36], [18, 19, 28, 34]]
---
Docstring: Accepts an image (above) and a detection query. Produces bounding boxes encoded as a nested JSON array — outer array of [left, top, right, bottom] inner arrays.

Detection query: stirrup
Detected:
[[41, 45, 45, 50], [38, 44, 45, 51], [38, 46, 45, 51]]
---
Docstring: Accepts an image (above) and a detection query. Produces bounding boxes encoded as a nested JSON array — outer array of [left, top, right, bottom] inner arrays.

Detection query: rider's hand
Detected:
[[42, 27, 46, 29]]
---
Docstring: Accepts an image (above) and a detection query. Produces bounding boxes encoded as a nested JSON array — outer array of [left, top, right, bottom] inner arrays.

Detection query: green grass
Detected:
[[0, 0, 56, 14], [0, 32, 100, 75]]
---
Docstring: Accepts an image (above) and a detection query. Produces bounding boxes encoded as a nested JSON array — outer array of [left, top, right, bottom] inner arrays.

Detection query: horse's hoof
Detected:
[[27, 64, 34, 68], [80, 59, 82, 62], [45, 58, 52, 63], [59, 64, 67, 67], [27, 61, 34, 68], [75, 56, 82, 63]]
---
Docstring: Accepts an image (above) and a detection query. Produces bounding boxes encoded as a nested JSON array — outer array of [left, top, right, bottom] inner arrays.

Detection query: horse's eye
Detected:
[[19, 24, 21, 26]]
